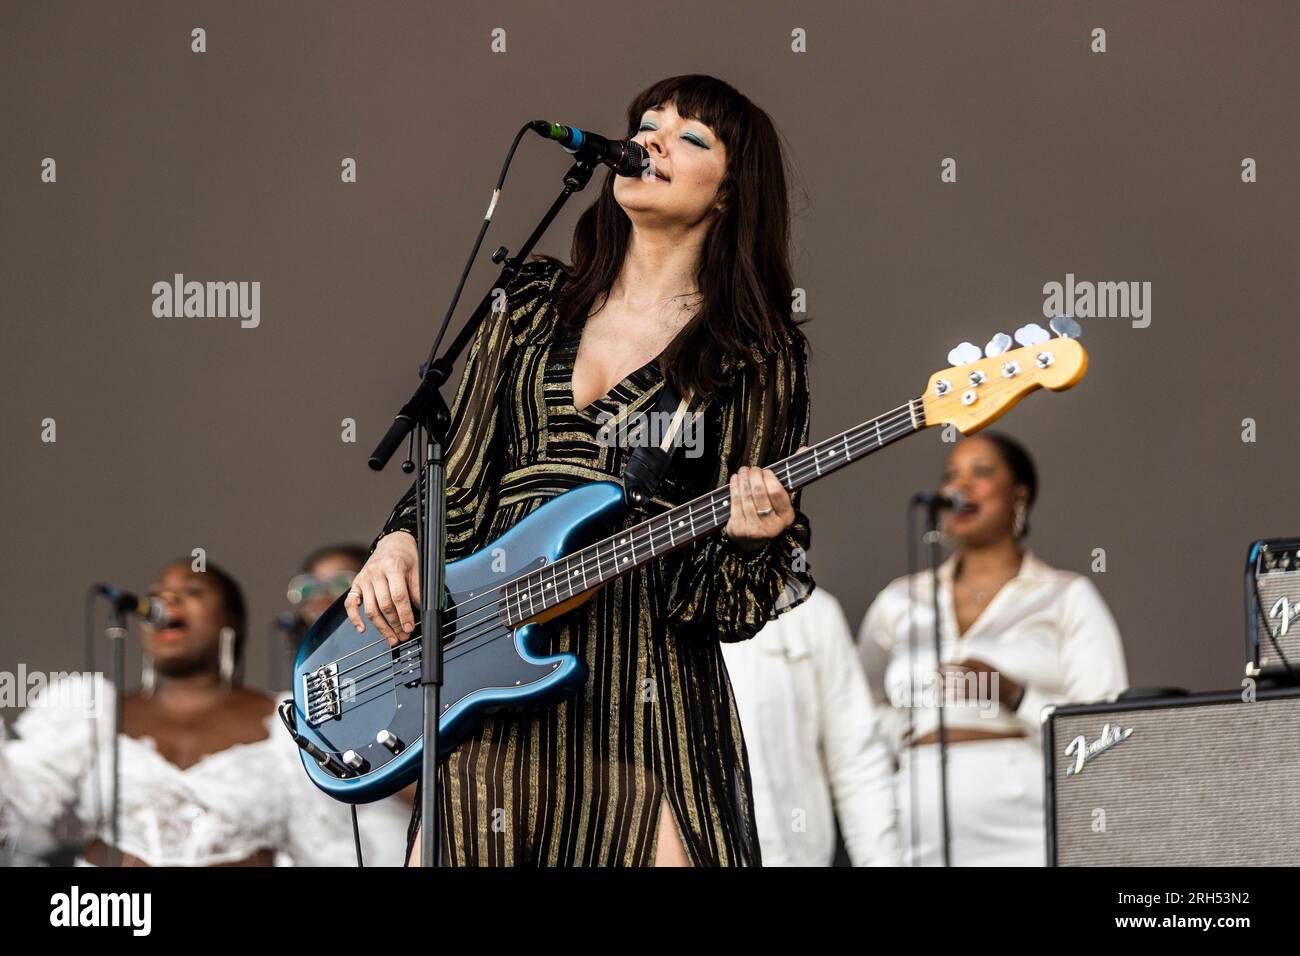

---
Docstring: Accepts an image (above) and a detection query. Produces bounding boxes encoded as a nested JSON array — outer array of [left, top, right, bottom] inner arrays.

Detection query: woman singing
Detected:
[[0, 560, 358, 866], [345, 74, 815, 866], [858, 433, 1129, 866]]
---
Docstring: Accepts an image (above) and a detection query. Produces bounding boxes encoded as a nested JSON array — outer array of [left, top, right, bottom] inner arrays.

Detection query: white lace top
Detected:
[[0, 673, 371, 867]]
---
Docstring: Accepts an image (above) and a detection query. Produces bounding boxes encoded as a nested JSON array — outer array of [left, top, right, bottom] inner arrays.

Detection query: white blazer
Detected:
[[722, 587, 901, 867]]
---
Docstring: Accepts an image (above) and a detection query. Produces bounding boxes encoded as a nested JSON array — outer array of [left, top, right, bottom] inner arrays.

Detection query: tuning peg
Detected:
[[984, 332, 1013, 357], [1049, 314, 1082, 339], [947, 342, 983, 367], [1013, 323, 1050, 346]]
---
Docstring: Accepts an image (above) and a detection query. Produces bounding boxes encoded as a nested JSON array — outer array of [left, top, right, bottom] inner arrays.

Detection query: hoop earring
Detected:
[[141, 652, 156, 698], [219, 626, 236, 688], [1013, 502, 1027, 538]]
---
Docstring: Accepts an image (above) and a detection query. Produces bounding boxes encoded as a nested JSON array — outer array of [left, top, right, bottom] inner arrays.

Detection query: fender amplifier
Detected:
[[1044, 687, 1300, 866], [1245, 538, 1300, 679]]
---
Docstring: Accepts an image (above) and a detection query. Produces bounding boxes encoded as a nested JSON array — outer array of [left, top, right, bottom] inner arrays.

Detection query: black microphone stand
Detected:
[[104, 604, 127, 869], [921, 501, 953, 867], [368, 157, 599, 868]]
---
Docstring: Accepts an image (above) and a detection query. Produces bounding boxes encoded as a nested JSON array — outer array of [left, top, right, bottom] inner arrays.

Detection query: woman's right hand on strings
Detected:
[[345, 531, 421, 647]]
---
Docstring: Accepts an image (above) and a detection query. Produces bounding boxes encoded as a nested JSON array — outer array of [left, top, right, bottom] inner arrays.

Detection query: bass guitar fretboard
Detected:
[[499, 397, 926, 626]]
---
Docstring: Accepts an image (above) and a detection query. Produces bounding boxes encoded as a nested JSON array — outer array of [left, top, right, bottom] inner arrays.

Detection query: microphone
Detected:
[[911, 489, 966, 512], [529, 121, 649, 177], [95, 585, 168, 626]]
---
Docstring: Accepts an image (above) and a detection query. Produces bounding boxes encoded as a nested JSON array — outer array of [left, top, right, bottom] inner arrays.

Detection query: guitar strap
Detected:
[[620, 377, 694, 510]]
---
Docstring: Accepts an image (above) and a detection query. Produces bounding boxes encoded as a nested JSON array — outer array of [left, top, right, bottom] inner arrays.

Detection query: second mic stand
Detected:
[[922, 503, 953, 867], [105, 605, 128, 869]]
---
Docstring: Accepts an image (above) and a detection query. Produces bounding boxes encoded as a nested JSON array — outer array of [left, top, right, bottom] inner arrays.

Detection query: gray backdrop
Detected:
[[2, 1, 1297, 712]]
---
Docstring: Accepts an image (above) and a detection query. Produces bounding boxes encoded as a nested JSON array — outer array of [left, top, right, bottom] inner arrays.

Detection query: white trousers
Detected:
[[896, 736, 1045, 867]]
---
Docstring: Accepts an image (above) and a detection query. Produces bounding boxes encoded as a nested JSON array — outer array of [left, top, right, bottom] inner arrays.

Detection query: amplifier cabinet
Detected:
[[1045, 687, 1300, 866], [1246, 538, 1300, 679]]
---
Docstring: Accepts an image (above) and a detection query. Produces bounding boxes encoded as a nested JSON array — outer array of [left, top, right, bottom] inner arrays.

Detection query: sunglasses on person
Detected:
[[286, 571, 357, 605]]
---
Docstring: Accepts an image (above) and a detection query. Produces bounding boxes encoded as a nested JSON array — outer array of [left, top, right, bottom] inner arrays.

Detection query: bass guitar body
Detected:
[[291, 481, 626, 803]]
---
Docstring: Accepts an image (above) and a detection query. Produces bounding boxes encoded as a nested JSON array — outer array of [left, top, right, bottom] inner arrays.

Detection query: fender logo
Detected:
[[1064, 723, 1133, 776], [1270, 596, 1299, 636]]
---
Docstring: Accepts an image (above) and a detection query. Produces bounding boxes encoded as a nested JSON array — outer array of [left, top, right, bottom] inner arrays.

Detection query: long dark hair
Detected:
[[543, 74, 806, 400]]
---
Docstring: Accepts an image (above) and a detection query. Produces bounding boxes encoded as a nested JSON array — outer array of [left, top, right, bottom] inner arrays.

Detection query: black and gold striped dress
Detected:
[[379, 258, 815, 866]]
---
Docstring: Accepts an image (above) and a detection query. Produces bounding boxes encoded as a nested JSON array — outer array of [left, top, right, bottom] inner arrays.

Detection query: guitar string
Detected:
[[308, 404, 933, 715], [310, 398, 925, 697], [314, 402, 920, 682], [313, 397, 920, 678], [316, 346, 1054, 684], [313, 345, 1058, 719], [316, 628, 517, 719], [310, 400, 934, 713], [314, 340, 1071, 713], [306, 406, 928, 716]]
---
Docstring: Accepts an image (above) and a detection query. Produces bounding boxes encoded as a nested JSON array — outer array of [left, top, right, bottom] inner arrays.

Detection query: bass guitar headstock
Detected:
[[922, 316, 1088, 434]]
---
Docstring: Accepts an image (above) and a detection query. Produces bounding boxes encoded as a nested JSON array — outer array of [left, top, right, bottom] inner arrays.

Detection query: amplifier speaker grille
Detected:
[[1047, 690, 1300, 866]]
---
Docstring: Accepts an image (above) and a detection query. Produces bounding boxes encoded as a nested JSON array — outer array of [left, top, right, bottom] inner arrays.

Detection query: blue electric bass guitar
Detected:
[[288, 322, 1087, 801]]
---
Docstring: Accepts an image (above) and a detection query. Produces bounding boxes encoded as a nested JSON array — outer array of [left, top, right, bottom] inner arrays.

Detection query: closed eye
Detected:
[[638, 122, 710, 148]]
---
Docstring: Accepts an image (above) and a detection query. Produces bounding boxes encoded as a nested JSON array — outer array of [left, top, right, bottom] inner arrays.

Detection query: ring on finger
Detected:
[[756, 507, 773, 517]]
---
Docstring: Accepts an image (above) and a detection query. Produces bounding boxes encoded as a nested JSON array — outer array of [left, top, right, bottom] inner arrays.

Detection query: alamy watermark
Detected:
[[887, 667, 1003, 718], [50, 886, 151, 936], [1042, 272, 1151, 328], [596, 406, 703, 458], [0, 667, 105, 714], [151, 274, 260, 328]]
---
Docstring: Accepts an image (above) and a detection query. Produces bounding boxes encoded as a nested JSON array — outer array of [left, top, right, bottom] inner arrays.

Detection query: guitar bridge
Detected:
[[304, 663, 341, 725]]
